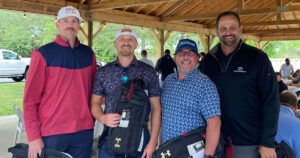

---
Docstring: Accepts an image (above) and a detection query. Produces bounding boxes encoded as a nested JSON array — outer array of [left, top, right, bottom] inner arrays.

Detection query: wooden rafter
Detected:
[[243, 20, 300, 26], [244, 28, 300, 34], [163, 4, 300, 22], [0, 0, 208, 34], [144, 3, 161, 15], [170, 0, 202, 16], [277, 0, 282, 22], [248, 0, 293, 23], [237, 0, 244, 13], [261, 41, 270, 50], [153, 2, 175, 16], [93, 22, 106, 38], [206, 0, 252, 26], [160, 0, 189, 17], [261, 34, 300, 40], [292, 0, 300, 3], [134, 5, 146, 13], [0, 0, 265, 41], [164, 31, 172, 43], [91, 10, 211, 35], [91, 0, 178, 11], [80, 0, 87, 4], [79, 27, 88, 39]]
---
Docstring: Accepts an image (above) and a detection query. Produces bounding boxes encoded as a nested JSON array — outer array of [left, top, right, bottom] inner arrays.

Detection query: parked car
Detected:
[[0, 49, 30, 82]]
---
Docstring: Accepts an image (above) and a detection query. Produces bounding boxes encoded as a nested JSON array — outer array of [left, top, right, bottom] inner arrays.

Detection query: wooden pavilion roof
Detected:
[[1, 0, 300, 41]]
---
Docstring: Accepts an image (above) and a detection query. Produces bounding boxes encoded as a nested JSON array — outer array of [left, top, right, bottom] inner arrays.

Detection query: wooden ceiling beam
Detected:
[[243, 20, 300, 26], [277, 0, 282, 22], [91, 10, 211, 35], [0, 0, 262, 41], [251, 0, 293, 23], [0, 0, 88, 17], [241, 34, 261, 41], [206, 0, 251, 26], [2, 0, 209, 35], [292, 0, 300, 3], [163, 4, 300, 22], [244, 28, 300, 34], [237, 0, 244, 13], [261, 34, 300, 40], [80, 0, 87, 4], [91, 0, 178, 11]]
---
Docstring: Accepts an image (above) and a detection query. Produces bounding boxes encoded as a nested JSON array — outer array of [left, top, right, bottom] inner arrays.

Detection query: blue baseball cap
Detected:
[[175, 39, 198, 54]]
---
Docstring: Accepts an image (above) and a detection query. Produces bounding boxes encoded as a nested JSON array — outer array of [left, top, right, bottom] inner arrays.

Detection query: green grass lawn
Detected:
[[0, 82, 25, 116]]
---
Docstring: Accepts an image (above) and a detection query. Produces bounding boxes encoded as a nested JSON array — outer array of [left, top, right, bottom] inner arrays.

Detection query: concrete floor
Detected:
[[0, 115, 100, 158], [0, 115, 27, 158]]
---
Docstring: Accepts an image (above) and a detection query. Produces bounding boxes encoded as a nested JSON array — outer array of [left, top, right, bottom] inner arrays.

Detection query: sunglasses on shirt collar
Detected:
[[122, 68, 128, 83]]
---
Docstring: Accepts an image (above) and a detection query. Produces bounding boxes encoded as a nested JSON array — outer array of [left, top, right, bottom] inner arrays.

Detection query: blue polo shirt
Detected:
[[275, 105, 300, 158], [161, 68, 221, 143]]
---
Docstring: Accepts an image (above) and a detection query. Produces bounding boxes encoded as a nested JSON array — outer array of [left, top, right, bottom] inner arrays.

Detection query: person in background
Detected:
[[200, 52, 206, 60], [161, 39, 221, 157], [155, 49, 177, 81], [23, 6, 97, 158], [280, 58, 294, 79], [90, 27, 161, 158], [139, 50, 154, 67], [275, 72, 288, 93], [199, 11, 279, 158], [198, 52, 206, 69], [276, 92, 300, 158], [292, 69, 300, 84]]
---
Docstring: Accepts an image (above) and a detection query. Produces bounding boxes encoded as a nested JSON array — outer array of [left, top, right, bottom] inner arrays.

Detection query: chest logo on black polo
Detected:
[[233, 66, 246, 73]]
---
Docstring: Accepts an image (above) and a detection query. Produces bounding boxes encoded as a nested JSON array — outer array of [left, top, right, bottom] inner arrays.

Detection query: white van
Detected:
[[0, 49, 30, 82]]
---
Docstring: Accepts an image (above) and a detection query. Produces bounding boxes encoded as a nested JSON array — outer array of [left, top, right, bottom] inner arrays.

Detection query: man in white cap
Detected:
[[23, 6, 97, 158], [91, 27, 161, 158]]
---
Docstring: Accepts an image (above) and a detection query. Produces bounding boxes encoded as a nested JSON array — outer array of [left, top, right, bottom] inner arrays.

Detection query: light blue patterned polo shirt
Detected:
[[161, 68, 221, 143]]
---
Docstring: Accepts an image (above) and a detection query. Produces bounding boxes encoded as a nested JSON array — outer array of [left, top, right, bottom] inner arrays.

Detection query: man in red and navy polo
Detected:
[[23, 6, 97, 158]]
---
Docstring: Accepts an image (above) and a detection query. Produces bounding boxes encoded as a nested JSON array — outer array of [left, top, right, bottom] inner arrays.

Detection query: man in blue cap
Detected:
[[161, 39, 221, 158]]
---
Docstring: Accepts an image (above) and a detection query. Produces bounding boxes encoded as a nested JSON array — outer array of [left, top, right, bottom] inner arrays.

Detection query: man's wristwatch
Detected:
[[204, 154, 215, 158]]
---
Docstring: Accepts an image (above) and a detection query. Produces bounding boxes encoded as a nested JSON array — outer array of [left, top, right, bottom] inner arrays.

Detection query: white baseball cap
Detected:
[[115, 27, 138, 41], [57, 6, 83, 23]]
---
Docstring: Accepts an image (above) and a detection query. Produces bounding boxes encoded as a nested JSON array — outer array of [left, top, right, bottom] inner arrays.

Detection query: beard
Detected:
[[120, 50, 133, 57], [177, 60, 197, 75], [119, 45, 134, 57], [220, 34, 238, 47]]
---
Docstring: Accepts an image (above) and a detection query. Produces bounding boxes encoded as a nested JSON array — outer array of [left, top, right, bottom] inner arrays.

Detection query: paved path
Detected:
[[0, 78, 25, 83], [0, 115, 27, 158], [0, 114, 101, 158]]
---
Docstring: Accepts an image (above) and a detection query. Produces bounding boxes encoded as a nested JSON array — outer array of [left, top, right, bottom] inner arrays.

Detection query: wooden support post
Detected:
[[254, 40, 261, 49], [148, 29, 171, 59], [86, 20, 93, 48], [79, 27, 88, 42], [93, 22, 106, 39], [209, 36, 215, 49], [199, 34, 208, 53], [159, 29, 164, 58], [164, 31, 172, 43], [261, 41, 270, 50], [80, 21, 93, 48], [199, 34, 215, 52], [237, 0, 244, 13], [277, 0, 282, 22]]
